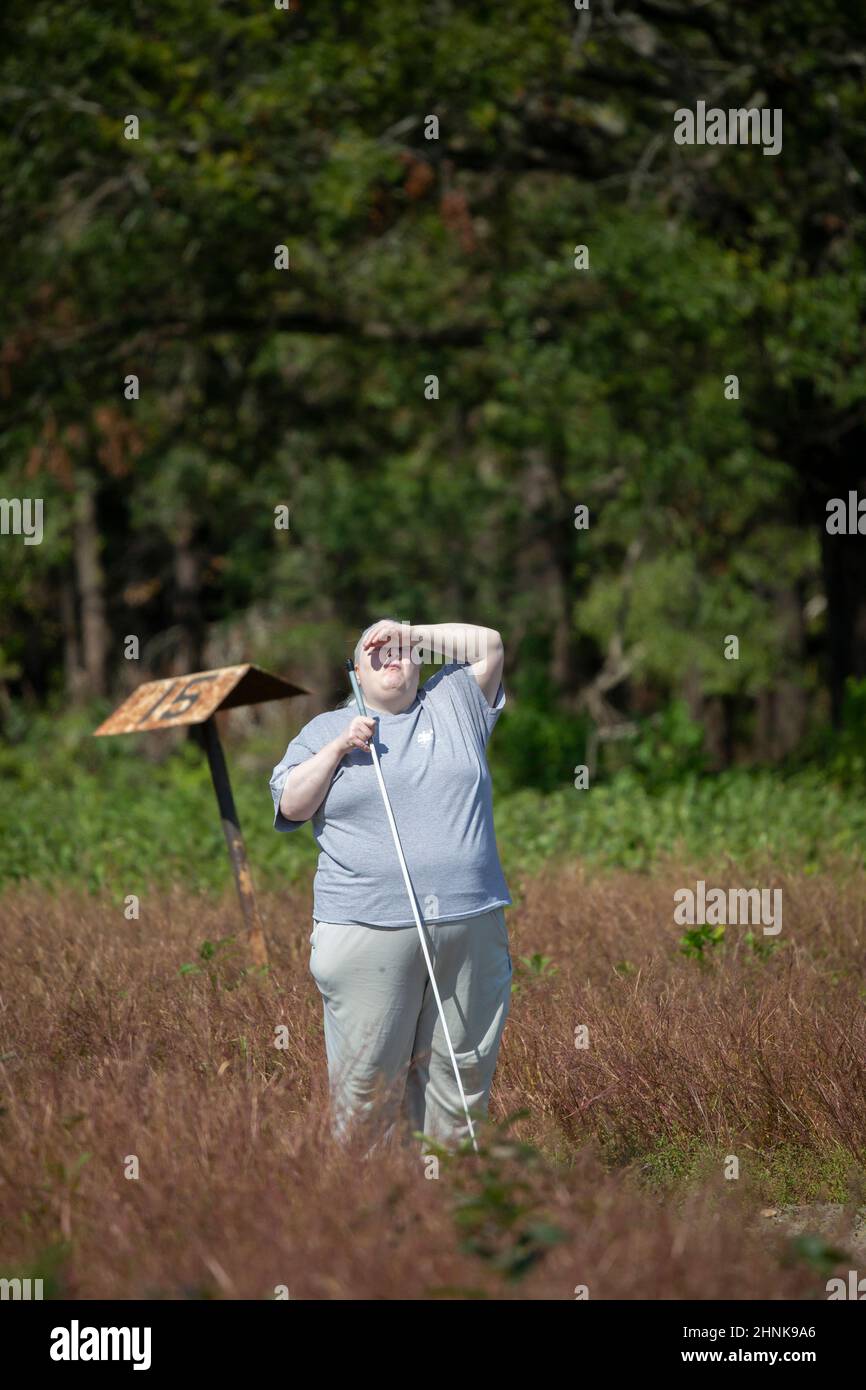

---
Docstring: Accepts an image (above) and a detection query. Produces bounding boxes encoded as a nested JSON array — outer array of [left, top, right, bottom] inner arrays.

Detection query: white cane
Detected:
[[345, 659, 480, 1154]]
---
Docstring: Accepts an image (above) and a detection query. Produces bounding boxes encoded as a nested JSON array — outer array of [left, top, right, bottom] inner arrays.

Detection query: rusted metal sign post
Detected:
[[94, 664, 306, 965]]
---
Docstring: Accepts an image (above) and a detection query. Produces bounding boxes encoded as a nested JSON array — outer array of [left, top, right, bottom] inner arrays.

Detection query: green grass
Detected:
[[3, 706, 866, 896], [598, 1128, 860, 1206]]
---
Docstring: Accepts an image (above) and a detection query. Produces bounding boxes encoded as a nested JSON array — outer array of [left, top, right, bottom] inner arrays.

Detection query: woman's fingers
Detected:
[[363, 620, 401, 650], [347, 715, 375, 750]]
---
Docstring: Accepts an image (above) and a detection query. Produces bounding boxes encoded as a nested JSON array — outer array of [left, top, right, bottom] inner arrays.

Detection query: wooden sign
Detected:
[[93, 663, 305, 736], [93, 663, 308, 965]]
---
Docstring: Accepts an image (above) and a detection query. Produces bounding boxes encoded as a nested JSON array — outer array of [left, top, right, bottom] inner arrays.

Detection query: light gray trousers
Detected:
[[309, 906, 512, 1150]]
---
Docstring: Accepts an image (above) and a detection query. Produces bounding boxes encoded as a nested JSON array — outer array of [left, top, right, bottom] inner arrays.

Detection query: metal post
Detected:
[[200, 716, 269, 967]]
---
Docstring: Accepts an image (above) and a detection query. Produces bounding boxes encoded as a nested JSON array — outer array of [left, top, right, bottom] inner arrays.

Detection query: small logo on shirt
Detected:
[[417, 729, 434, 748]]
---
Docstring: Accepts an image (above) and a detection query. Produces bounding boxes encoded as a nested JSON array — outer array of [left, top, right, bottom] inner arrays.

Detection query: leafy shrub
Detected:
[[2, 702, 866, 897], [487, 702, 588, 794], [802, 677, 866, 787]]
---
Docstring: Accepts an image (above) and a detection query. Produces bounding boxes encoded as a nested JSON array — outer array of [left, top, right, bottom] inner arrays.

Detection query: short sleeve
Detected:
[[422, 661, 506, 747], [269, 732, 319, 832]]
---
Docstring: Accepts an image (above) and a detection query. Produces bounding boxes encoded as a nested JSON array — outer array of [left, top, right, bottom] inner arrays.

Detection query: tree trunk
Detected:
[[172, 515, 205, 673], [59, 577, 87, 701], [794, 421, 866, 728], [819, 522, 866, 726], [73, 474, 108, 697], [515, 446, 577, 701]]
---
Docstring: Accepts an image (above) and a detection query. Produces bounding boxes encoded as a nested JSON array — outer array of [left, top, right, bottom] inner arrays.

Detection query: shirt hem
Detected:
[[311, 896, 511, 928]]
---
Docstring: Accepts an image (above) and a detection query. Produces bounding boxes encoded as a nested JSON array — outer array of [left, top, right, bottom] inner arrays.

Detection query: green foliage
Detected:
[[626, 702, 707, 787], [625, 1134, 860, 1209], [516, 952, 558, 979], [2, 707, 866, 897], [757, 1143, 859, 1209], [1, 3, 865, 899], [178, 936, 261, 990], [495, 766, 866, 878], [743, 930, 781, 964], [424, 1114, 567, 1285], [510, 951, 559, 999], [785, 1234, 851, 1278], [1, 0, 862, 766], [0, 1241, 72, 1301], [679, 922, 726, 963], [0, 706, 317, 895], [680, 921, 783, 965], [802, 678, 866, 787], [632, 1133, 707, 1192], [487, 704, 588, 795]]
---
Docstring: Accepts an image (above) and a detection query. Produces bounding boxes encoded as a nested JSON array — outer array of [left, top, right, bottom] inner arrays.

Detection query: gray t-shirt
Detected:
[[269, 661, 511, 926]]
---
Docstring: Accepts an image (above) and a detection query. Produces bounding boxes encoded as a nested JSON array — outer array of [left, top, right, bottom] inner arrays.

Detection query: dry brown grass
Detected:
[[0, 865, 863, 1299]]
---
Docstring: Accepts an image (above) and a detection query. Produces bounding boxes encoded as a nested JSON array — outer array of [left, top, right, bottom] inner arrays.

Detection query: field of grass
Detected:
[[1, 864, 863, 1299]]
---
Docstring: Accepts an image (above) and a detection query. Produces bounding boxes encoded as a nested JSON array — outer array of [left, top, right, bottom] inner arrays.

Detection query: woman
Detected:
[[269, 619, 513, 1151]]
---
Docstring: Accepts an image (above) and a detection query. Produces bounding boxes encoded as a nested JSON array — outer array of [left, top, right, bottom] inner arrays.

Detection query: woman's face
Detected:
[[355, 634, 420, 708]]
